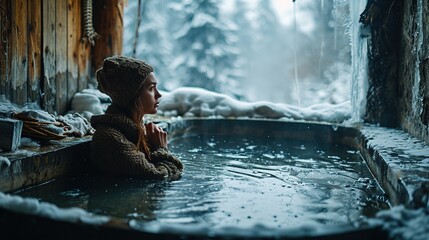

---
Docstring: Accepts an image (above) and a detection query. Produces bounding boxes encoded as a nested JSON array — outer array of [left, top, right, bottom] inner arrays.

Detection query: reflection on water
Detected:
[[15, 134, 389, 229]]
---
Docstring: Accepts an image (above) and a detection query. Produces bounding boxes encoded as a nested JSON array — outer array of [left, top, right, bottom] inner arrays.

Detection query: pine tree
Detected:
[[170, 0, 241, 96], [123, 0, 174, 91]]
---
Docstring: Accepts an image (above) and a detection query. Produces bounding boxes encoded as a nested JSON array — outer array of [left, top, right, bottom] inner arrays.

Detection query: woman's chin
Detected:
[[144, 109, 157, 115]]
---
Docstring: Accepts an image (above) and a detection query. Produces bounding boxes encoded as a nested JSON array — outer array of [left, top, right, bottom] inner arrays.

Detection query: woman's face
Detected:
[[139, 72, 162, 115]]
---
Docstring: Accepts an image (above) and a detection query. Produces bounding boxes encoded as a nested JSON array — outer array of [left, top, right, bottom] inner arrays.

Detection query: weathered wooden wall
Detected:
[[0, 0, 92, 115]]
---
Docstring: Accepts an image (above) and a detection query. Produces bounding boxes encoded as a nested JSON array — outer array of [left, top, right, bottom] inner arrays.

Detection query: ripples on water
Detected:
[[15, 134, 390, 230]]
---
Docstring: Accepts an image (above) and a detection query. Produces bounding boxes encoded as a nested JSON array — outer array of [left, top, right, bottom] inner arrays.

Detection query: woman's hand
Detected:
[[145, 122, 168, 150]]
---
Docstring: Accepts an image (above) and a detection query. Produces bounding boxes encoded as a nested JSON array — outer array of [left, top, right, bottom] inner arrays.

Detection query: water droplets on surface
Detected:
[[16, 133, 389, 232]]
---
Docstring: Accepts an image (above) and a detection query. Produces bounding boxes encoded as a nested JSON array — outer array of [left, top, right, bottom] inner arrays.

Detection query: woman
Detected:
[[90, 56, 183, 179]]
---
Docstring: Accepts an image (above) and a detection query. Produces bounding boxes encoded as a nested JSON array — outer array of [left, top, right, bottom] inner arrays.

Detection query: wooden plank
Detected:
[[0, 0, 11, 99], [78, 38, 91, 91], [42, 0, 56, 113], [10, 0, 28, 105], [78, 0, 91, 91], [67, 0, 78, 104], [93, 0, 125, 71], [55, 0, 68, 114], [27, 0, 42, 104]]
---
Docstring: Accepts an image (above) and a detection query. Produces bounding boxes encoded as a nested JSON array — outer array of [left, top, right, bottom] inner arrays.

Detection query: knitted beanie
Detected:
[[96, 56, 154, 109]]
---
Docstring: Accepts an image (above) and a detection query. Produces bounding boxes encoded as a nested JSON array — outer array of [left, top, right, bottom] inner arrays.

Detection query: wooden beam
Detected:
[[42, 0, 56, 113], [78, 39, 91, 91], [92, 0, 125, 73], [67, 0, 78, 107], [55, 0, 68, 114], [10, 0, 28, 105], [76, 0, 90, 91], [0, 0, 11, 99], [27, 0, 42, 104]]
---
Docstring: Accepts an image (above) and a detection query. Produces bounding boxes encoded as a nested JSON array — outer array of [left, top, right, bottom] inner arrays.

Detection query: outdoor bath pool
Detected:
[[9, 119, 391, 239]]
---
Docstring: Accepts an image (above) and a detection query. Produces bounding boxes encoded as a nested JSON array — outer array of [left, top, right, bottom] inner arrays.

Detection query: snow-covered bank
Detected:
[[157, 87, 352, 123], [71, 87, 352, 124]]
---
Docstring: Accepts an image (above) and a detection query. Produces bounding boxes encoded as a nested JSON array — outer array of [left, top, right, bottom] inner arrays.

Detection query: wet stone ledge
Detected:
[[359, 125, 429, 206], [0, 136, 91, 193]]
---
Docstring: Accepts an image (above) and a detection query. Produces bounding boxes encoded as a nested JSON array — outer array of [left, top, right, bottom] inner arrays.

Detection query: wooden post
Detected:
[[67, 0, 79, 106], [55, 0, 68, 115], [77, 0, 91, 91], [27, 0, 42, 105], [0, 0, 11, 99], [92, 0, 125, 73], [42, 0, 56, 113], [10, 0, 28, 105]]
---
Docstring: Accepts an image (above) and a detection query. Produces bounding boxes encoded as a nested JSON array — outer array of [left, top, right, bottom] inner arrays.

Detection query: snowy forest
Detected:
[[122, 0, 352, 107]]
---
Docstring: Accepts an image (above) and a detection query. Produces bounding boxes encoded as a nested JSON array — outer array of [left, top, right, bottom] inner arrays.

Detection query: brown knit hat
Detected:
[[96, 56, 154, 109]]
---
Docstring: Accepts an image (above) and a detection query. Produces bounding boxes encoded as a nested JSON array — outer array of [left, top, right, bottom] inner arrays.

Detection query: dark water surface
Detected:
[[15, 134, 390, 230]]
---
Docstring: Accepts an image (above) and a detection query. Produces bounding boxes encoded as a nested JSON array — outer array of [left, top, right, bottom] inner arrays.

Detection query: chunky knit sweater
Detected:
[[90, 105, 183, 180]]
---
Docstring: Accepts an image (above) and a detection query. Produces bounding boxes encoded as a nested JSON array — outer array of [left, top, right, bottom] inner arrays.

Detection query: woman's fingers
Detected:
[[145, 122, 153, 134], [145, 122, 168, 149], [146, 122, 163, 133]]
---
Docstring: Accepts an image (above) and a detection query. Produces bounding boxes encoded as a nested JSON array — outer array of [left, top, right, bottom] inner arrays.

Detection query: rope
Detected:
[[82, 0, 99, 46]]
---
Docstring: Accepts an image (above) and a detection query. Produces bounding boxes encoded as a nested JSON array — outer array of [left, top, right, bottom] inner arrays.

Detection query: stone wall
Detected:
[[398, 0, 429, 144], [365, 0, 429, 144]]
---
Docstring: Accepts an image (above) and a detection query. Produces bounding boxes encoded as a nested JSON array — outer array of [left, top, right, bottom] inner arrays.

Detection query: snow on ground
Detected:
[[71, 87, 352, 123]]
